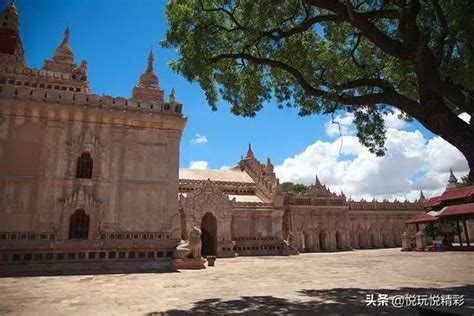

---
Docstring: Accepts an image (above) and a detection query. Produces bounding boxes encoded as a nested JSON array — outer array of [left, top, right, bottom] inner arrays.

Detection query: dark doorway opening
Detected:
[[201, 212, 217, 257], [336, 231, 344, 250], [69, 209, 90, 240], [319, 232, 327, 251]]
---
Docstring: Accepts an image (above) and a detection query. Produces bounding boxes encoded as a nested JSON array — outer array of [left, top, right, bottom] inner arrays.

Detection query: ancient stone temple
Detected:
[[178, 145, 425, 257], [0, 2, 424, 269], [0, 2, 186, 268]]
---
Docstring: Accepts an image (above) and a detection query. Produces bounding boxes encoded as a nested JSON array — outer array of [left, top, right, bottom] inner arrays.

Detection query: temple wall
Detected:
[[0, 83, 185, 267], [286, 204, 419, 252]]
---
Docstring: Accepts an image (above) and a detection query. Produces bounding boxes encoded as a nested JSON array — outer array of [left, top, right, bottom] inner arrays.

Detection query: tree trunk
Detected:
[[413, 45, 474, 182]]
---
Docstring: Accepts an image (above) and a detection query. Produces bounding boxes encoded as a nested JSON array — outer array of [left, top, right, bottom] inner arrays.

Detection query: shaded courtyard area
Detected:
[[0, 249, 473, 315]]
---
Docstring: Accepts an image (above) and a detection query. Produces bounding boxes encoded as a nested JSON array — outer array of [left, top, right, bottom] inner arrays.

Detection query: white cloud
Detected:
[[459, 112, 471, 124], [189, 160, 208, 170], [325, 113, 355, 138], [190, 133, 208, 144], [384, 110, 408, 129], [275, 112, 469, 201]]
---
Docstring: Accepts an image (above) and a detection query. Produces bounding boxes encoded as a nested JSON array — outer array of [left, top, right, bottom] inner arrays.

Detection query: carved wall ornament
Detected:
[[181, 179, 235, 220], [61, 186, 103, 211], [58, 187, 104, 240], [66, 129, 106, 158]]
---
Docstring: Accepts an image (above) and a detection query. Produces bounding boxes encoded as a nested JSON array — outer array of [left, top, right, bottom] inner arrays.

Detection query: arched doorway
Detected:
[[394, 231, 401, 247], [201, 212, 217, 257], [69, 209, 90, 239], [336, 231, 344, 250], [304, 232, 311, 252], [282, 210, 290, 241], [319, 231, 327, 251], [370, 234, 377, 248], [358, 233, 364, 249]]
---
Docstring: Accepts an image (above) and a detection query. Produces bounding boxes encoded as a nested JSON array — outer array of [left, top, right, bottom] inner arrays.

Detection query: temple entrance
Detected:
[[370, 234, 377, 248], [358, 233, 364, 249], [336, 231, 344, 250], [319, 232, 327, 251], [201, 212, 217, 257]]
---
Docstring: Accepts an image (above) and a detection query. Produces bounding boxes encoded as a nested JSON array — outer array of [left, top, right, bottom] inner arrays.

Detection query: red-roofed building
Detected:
[[405, 171, 474, 249], [416, 170, 474, 246]]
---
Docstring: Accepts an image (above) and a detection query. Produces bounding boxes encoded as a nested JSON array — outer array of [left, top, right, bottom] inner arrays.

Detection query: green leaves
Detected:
[[162, 0, 473, 157]]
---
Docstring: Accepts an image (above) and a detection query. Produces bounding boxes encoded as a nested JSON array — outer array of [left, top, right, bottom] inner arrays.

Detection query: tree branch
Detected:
[[209, 53, 326, 97], [304, 0, 411, 59], [209, 52, 421, 114]]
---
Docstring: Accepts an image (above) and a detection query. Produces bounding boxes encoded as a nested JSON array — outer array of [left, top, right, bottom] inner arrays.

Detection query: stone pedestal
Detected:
[[401, 232, 409, 251], [173, 258, 206, 270], [207, 256, 216, 266], [217, 240, 236, 258], [415, 231, 426, 251], [280, 242, 299, 256]]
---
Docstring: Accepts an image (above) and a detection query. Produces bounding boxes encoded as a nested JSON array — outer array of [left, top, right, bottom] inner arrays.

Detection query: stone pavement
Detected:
[[0, 249, 473, 315]]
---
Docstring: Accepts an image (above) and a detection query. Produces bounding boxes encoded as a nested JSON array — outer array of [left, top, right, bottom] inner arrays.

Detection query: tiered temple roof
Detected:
[[0, 1, 182, 116]]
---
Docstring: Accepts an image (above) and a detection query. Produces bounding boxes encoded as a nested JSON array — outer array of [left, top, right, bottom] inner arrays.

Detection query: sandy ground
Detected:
[[0, 248, 473, 315]]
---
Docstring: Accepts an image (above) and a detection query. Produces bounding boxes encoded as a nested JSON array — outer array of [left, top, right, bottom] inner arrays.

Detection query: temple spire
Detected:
[[0, 0, 25, 65], [50, 25, 74, 64], [246, 143, 254, 158], [61, 25, 70, 47], [1, 0, 19, 31], [146, 49, 154, 73], [136, 49, 159, 89], [169, 87, 175, 103], [418, 190, 426, 203], [446, 169, 459, 190], [315, 175, 322, 187], [131, 49, 164, 101]]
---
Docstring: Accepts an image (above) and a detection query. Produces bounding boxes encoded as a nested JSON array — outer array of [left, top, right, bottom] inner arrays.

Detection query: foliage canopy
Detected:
[[163, 0, 474, 179]]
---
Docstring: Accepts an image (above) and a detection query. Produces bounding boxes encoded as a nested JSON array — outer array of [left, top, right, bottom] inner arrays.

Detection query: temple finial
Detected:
[[48, 25, 74, 64], [146, 49, 154, 73], [169, 87, 176, 102], [446, 169, 459, 190], [246, 143, 254, 158], [62, 25, 70, 46], [266, 157, 273, 170], [315, 175, 322, 186], [448, 169, 458, 183], [1, 0, 20, 32], [135, 49, 159, 89]]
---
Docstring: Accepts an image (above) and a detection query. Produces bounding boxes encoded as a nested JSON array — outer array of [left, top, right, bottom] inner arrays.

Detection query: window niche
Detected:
[[76, 152, 93, 179]]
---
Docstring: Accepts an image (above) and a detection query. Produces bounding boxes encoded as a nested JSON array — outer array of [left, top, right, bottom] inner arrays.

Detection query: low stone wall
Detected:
[[233, 236, 283, 256]]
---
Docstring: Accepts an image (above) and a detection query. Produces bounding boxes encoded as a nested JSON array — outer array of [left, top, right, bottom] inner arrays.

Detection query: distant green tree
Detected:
[[163, 0, 474, 181], [459, 175, 474, 187], [423, 222, 461, 240], [280, 182, 309, 193]]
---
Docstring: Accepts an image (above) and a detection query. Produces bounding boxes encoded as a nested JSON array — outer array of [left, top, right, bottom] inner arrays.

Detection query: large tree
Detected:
[[162, 0, 474, 180]]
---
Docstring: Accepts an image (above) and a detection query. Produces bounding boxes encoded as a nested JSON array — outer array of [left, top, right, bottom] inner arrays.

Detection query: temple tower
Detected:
[[132, 50, 165, 103], [0, 0, 25, 66]]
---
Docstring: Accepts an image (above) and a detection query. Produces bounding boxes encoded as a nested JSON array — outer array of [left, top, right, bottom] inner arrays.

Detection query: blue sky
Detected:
[[7, 0, 469, 200], [12, 0, 333, 168]]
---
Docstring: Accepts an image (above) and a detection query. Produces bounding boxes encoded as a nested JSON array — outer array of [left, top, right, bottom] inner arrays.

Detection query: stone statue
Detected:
[[285, 231, 296, 249], [175, 226, 202, 259], [281, 231, 298, 255]]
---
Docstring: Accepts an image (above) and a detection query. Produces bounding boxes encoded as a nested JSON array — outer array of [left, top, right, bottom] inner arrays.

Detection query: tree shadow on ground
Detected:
[[150, 285, 474, 316]]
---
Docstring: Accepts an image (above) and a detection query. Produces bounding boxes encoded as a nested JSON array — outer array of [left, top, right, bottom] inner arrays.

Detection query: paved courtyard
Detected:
[[0, 248, 473, 315]]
